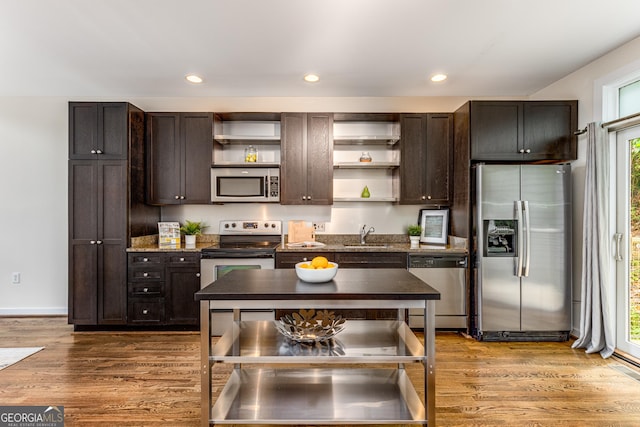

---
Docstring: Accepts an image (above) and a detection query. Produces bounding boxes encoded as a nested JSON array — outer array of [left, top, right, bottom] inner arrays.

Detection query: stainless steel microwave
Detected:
[[211, 167, 280, 203]]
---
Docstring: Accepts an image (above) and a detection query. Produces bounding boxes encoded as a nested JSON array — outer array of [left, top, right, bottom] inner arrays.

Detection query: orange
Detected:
[[299, 263, 311, 269], [311, 256, 329, 269]]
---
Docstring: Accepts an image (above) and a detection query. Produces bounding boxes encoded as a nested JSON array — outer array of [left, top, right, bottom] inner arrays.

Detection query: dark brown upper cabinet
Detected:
[[467, 100, 578, 161], [69, 102, 131, 160], [280, 113, 333, 205], [146, 112, 213, 205], [399, 113, 453, 205]]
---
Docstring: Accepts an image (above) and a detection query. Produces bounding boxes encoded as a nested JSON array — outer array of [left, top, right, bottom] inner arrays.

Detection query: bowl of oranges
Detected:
[[295, 256, 338, 283]]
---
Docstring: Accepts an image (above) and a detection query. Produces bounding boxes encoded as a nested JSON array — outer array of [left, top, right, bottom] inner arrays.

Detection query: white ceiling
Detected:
[[2, 0, 640, 98]]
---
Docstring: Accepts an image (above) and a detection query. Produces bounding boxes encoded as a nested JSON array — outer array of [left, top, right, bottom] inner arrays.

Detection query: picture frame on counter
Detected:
[[418, 208, 449, 245], [158, 222, 180, 249]]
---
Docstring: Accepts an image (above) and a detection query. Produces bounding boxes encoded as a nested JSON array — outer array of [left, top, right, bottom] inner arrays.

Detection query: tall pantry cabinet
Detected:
[[68, 102, 160, 327]]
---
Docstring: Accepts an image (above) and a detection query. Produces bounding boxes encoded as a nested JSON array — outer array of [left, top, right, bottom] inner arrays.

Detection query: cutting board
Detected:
[[288, 221, 315, 243]]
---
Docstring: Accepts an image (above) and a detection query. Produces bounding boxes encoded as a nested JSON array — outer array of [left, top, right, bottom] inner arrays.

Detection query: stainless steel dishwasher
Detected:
[[408, 254, 467, 330]]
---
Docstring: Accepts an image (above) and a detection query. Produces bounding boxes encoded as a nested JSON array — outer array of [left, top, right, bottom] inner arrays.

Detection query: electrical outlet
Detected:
[[313, 222, 325, 232], [12, 272, 20, 284]]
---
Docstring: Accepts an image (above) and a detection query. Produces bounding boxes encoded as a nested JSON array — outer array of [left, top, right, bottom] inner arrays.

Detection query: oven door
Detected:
[[200, 257, 275, 335]]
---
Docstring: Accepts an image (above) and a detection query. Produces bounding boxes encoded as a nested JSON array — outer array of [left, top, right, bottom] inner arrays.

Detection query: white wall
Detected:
[[531, 35, 640, 336], [2, 33, 640, 316], [0, 98, 69, 314]]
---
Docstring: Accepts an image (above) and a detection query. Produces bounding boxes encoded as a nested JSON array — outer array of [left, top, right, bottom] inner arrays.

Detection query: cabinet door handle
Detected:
[[180, 195, 185, 200], [421, 196, 426, 200], [90, 240, 96, 244], [143, 287, 149, 293], [90, 149, 97, 154], [174, 195, 180, 199], [519, 148, 525, 153], [142, 309, 149, 315], [143, 257, 148, 262], [307, 195, 311, 200], [96, 149, 103, 154], [143, 272, 149, 277], [96, 240, 102, 245], [427, 195, 432, 200], [302, 196, 307, 200], [196, 273, 201, 278], [179, 257, 185, 262], [525, 148, 531, 153]]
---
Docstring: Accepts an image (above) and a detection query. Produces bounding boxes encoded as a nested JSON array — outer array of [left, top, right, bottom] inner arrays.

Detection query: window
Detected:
[[619, 79, 640, 117]]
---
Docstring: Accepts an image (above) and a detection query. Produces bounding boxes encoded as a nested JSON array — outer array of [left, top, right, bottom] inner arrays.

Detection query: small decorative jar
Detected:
[[359, 152, 372, 162], [244, 145, 258, 163]]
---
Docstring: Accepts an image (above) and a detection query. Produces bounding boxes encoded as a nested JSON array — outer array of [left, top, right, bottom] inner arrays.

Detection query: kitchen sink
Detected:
[[342, 244, 390, 249]]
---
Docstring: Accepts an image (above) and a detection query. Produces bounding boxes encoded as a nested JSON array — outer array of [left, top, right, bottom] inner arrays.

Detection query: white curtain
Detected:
[[572, 122, 616, 358]]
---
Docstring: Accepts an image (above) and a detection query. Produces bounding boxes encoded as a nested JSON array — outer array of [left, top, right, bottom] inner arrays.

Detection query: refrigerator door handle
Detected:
[[516, 200, 524, 277], [523, 200, 531, 277]]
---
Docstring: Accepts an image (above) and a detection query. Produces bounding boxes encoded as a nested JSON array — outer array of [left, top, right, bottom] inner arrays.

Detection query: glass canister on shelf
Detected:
[[359, 152, 372, 162], [244, 145, 258, 163]]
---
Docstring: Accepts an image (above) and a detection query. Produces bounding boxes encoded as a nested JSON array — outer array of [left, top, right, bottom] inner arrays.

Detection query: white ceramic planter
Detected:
[[185, 234, 196, 249], [409, 236, 420, 248]]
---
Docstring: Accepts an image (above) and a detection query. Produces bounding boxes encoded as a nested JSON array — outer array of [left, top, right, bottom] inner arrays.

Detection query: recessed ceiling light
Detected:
[[304, 74, 320, 83], [431, 74, 447, 82], [185, 74, 203, 84]]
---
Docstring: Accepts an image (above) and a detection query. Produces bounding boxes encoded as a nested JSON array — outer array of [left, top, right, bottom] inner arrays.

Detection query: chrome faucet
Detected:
[[360, 225, 375, 244]]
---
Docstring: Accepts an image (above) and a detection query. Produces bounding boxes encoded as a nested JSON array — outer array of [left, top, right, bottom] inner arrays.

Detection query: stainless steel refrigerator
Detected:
[[474, 164, 571, 341]]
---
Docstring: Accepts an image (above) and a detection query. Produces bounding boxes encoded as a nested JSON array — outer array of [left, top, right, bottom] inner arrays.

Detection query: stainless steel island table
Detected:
[[195, 268, 440, 426]]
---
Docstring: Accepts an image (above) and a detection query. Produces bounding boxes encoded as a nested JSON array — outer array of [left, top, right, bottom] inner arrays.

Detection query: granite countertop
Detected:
[[277, 243, 467, 254], [278, 234, 468, 254], [127, 234, 216, 252], [128, 233, 468, 255]]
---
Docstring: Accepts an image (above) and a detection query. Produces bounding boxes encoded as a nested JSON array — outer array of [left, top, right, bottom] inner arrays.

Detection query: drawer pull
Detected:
[[143, 272, 149, 277], [143, 257, 148, 262], [142, 309, 149, 315], [143, 287, 149, 293], [179, 257, 185, 262]]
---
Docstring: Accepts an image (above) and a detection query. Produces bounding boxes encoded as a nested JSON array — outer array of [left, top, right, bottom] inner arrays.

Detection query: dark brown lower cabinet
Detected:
[[127, 252, 200, 327], [275, 251, 407, 320]]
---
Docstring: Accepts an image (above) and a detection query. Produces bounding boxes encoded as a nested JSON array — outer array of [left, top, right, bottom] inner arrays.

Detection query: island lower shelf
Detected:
[[211, 320, 424, 363], [211, 367, 425, 424]]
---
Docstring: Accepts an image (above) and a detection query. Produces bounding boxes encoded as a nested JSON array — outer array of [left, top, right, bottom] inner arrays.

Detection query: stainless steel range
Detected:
[[200, 220, 282, 335]]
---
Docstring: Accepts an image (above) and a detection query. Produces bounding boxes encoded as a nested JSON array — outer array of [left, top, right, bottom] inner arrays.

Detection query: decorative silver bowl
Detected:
[[275, 309, 346, 343]]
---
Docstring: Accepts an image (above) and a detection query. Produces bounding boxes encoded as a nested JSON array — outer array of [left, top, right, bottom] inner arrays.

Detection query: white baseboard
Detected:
[[0, 307, 67, 316]]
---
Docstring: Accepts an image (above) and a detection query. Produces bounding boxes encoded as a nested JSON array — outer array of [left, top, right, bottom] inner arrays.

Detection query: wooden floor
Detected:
[[1, 317, 639, 426]]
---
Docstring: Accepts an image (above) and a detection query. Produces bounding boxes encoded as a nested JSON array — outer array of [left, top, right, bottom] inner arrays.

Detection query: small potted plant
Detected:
[[407, 224, 422, 248], [180, 220, 207, 248]]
